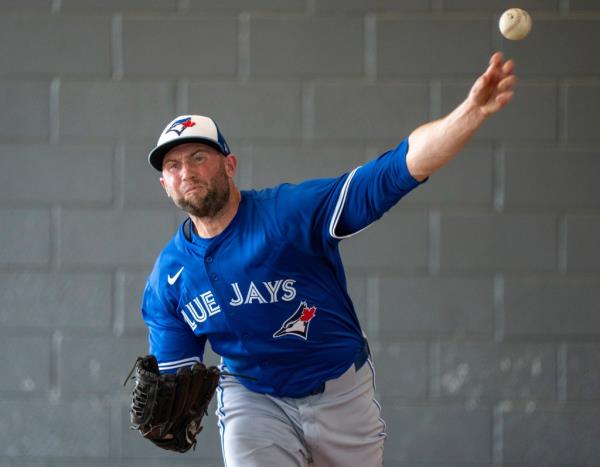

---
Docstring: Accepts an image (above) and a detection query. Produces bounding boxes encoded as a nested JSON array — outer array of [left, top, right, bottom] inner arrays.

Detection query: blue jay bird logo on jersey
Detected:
[[273, 301, 317, 340], [166, 117, 196, 136]]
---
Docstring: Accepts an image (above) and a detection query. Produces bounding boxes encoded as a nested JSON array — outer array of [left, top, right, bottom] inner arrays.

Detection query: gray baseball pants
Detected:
[[216, 359, 386, 467]]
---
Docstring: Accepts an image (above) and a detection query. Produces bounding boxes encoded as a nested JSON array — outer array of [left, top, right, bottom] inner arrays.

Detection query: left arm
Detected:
[[406, 52, 517, 182]]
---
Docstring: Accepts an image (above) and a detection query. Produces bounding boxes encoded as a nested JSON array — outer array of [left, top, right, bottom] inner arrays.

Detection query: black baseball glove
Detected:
[[123, 355, 220, 453]]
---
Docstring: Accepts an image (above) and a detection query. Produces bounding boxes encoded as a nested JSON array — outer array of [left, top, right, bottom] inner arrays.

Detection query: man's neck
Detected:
[[190, 187, 242, 239]]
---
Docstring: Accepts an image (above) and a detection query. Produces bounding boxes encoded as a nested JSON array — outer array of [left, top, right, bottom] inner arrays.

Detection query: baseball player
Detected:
[[140, 52, 516, 466]]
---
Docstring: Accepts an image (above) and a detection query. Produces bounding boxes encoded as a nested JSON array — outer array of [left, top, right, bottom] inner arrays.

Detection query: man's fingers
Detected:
[[502, 59, 515, 75], [484, 56, 509, 85], [484, 61, 500, 79], [489, 52, 505, 75], [497, 75, 517, 92], [485, 54, 515, 82], [496, 91, 515, 107], [490, 51, 504, 66], [473, 53, 517, 112]]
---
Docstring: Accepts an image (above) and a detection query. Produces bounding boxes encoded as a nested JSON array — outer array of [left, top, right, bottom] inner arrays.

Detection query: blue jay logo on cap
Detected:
[[166, 117, 196, 136]]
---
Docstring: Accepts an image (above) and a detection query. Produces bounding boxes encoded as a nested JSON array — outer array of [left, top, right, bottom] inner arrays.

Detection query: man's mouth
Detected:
[[184, 185, 205, 195]]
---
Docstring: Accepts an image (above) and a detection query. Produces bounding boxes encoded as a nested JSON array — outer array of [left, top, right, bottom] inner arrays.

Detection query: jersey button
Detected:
[[206, 256, 213, 263], [211, 274, 218, 281]]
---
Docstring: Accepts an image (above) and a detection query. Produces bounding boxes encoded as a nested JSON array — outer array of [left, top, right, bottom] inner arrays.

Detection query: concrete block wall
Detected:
[[0, 1, 599, 466]]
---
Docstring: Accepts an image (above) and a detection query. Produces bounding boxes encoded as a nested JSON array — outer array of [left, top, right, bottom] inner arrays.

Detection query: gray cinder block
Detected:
[[566, 344, 600, 400], [505, 146, 600, 208], [0, 208, 50, 265], [249, 17, 364, 78], [377, 18, 490, 77], [441, 82, 557, 142], [0, 144, 113, 204], [566, 84, 600, 141], [439, 212, 557, 271], [503, 407, 600, 464], [122, 18, 237, 77], [0, 399, 110, 456], [189, 82, 302, 140], [59, 208, 175, 266], [0, 16, 110, 76], [60, 335, 147, 394], [0, 272, 112, 329], [248, 143, 365, 188], [378, 276, 494, 337], [504, 276, 600, 336], [503, 18, 600, 76], [0, 82, 49, 140], [313, 82, 429, 141], [0, 335, 51, 394], [437, 342, 556, 399], [565, 215, 600, 272], [60, 81, 175, 141], [340, 209, 429, 270], [382, 404, 491, 463], [313, 0, 427, 13]]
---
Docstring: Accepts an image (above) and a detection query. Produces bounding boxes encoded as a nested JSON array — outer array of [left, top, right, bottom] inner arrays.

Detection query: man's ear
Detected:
[[225, 154, 238, 178], [159, 177, 170, 198]]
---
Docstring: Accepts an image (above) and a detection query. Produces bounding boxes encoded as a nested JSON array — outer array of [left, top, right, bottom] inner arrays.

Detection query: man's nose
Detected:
[[180, 159, 194, 179]]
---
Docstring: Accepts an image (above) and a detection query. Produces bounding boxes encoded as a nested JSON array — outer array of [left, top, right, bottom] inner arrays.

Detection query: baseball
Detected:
[[499, 8, 532, 40]]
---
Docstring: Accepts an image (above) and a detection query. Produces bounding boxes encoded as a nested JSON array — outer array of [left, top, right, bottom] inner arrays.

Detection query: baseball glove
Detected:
[[123, 355, 220, 453]]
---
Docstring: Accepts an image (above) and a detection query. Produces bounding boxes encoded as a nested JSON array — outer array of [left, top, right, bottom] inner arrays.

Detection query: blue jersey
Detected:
[[141, 138, 426, 397]]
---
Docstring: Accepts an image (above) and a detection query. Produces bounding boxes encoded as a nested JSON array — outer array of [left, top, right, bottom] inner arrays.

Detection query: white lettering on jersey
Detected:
[[263, 280, 282, 303], [245, 282, 268, 304], [200, 291, 221, 316], [229, 283, 244, 306], [281, 279, 296, 301], [188, 298, 207, 322], [228, 279, 297, 307], [180, 290, 222, 329], [181, 310, 197, 330]]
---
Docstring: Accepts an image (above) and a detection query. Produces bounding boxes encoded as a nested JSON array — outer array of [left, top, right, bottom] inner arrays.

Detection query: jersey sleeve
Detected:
[[273, 137, 427, 250], [141, 281, 207, 374], [273, 174, 348, 254], [331, 137, 428, 239]]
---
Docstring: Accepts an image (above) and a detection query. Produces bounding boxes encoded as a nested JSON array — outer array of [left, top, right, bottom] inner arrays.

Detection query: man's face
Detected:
[[159, 142, 237, 218]]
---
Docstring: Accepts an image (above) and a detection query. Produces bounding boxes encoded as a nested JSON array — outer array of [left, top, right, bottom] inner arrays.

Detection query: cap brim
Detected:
[[148, 137, 228, 171]]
